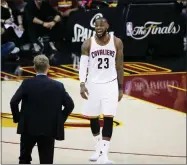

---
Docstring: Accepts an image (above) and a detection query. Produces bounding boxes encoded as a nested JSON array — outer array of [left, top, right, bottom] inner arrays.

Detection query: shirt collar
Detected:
[[36, 73, 47, 76]]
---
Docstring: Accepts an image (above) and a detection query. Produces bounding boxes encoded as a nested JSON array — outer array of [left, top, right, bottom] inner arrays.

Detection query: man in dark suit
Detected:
[[10, 55, 74, 164]]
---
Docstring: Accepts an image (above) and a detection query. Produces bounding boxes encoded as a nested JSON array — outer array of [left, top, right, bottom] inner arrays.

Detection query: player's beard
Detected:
[[97, 29, 108, 38]]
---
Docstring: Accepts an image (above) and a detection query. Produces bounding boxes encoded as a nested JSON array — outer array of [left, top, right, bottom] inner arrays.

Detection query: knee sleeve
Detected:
[[102, 117, 113, 138], [90, 118, 100, 135]]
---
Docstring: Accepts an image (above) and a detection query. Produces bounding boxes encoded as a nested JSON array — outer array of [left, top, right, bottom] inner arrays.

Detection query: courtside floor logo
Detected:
[[1, 113, 122, 129]]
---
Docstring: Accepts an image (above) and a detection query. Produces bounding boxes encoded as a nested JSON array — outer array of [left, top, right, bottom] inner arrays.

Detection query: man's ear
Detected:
[[34, 65, 36, 72], [106, 22, 109, 31], [46, 64, 49, 70]]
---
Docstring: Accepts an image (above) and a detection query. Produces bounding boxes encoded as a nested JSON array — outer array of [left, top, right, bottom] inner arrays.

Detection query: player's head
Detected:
[[33, 55, 50, 74], [95, 17, 109, 38]]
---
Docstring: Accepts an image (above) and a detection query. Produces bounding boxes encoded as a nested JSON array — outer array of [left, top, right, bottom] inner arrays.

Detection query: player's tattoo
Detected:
[[115, 38, 124, 90], [81, 38, 91, 56]]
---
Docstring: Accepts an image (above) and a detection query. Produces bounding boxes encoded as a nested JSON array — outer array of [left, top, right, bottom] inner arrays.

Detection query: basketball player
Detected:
[[79, 17, 124, 164]]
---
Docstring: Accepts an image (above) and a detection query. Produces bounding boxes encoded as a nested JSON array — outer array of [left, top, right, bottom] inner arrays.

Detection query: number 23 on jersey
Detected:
[[98, 58, 109, 69]]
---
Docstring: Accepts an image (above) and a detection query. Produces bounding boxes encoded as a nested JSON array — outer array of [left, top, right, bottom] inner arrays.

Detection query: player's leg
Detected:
[[89, 116, 101, 161], [97, 115, 114, 164], [81, 83, 102, 161], [83, 107, 101, 162], [97, 80, 119, 164]]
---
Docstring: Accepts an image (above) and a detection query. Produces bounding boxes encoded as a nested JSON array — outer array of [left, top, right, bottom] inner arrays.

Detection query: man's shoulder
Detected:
[[81, 38, 92, 54], [82, 38, 91, 46], [21, 76, 64, 88], [21, 77, 32, 83], [49, 78, 64, 88], [113, 35, 123, 44], [20, 76, 37, 84], [22, 76, 48, 83], [113, 35, 123, 50]]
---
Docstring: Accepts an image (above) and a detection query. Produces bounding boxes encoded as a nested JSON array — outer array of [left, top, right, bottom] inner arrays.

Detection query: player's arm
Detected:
[[79, 39, 91, 99], [79, 38, 90, 84], [115, 37, 124, 101]]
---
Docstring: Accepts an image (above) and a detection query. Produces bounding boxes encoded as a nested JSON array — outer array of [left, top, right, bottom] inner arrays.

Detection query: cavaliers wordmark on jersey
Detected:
[[87, 34, 117, 84]]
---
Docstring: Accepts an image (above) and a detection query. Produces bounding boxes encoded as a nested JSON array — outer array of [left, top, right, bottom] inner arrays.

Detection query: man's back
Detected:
[[10, 55, 74, 164], [22, 75, 63, 114], [23, 76, 62, 135], [11, 75, 74, 139]]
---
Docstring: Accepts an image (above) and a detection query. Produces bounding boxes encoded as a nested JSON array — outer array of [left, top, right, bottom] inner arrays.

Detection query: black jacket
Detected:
[[10, 75, 74, 140]]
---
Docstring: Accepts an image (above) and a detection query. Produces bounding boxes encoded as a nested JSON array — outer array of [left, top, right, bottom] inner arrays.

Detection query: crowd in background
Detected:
[[1, 0, 117, 59], [1, 0, 186, 60], [178, 0, 187, 50]]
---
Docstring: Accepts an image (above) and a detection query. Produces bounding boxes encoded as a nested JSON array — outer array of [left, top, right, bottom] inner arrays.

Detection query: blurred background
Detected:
[[1, 0, 187, 112]]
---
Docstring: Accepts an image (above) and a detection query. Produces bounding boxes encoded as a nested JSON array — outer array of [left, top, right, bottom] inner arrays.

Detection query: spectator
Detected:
[[1, 0, 25, 46], [24, 0, 63, 53], [1, 40, 20, 59], [49, 0, 79, 42], [178, 0, 187, 19], [1, 42, 15, 56], [178, 0, 187, 50], [1, 40, 20, 62], [49, 0, 79, 17], [13, 0, 27, 13], [1, 20, 20, 58]]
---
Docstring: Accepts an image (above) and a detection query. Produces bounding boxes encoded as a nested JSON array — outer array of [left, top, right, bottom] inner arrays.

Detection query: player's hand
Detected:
[[118, 90, 123, 102], [80, 83, 89, 100]]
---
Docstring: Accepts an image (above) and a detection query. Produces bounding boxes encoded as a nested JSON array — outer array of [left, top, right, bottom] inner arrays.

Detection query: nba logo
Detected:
[[126, 22, 133, 36], [124, 81, 132, 95]]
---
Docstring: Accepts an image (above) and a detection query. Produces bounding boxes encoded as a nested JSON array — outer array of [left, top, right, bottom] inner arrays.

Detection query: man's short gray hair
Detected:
[[33, 55, 49, 73]]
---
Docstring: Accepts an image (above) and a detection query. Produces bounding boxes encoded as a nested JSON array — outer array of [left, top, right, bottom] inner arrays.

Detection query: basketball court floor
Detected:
[[1, 72, 186, 164]]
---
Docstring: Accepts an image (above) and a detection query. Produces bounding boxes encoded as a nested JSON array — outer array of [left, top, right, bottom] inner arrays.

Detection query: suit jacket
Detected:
[[10, 75, 74, 140]]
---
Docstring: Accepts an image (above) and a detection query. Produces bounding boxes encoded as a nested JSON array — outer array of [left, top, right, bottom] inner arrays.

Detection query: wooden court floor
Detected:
[[1, 77, 186, 164]]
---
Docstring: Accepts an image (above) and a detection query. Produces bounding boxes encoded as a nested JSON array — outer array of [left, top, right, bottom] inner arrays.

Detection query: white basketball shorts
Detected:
[[82, 79, 119, 117]]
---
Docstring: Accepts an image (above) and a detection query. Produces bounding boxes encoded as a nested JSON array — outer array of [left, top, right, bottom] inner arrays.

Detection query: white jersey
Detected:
[[87, 34, 117, 84]]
